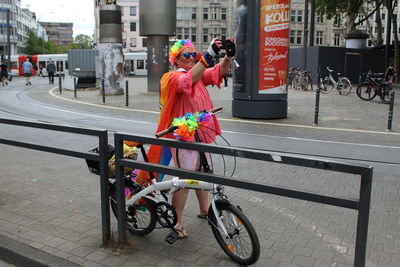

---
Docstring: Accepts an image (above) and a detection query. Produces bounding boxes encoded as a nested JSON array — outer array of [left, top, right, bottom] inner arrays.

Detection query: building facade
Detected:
[[0, 0, 49, 56], [39, 22, 73, 46], [119, 0, 146, 52], [289, 0, 400, 48]]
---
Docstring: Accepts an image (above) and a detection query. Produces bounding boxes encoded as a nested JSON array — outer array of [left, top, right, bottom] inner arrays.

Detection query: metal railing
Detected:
[[114, 133, 373, 267], [0, 118, 110, 246]]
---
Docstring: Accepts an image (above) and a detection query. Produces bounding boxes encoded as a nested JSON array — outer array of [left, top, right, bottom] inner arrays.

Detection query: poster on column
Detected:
[[258, 0, 289, 94]]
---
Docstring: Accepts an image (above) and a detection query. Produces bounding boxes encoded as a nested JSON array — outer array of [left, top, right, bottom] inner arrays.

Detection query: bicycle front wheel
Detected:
[[356, 83, 376, 100], [380, 84, 393, 104], [338, 78, 352, 95], [209, 200, 260, 265], [109, 182, 157, 236]]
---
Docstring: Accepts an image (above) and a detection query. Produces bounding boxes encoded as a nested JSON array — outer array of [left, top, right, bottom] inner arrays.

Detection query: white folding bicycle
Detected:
[[108, 107, 260, 265]]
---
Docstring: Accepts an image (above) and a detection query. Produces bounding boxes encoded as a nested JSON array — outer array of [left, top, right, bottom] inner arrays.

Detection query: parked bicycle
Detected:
[[287, 68, 313, 91], [93, 107, 260, 265], [356, 71, 393, 104], [320, 67, 352, 95]]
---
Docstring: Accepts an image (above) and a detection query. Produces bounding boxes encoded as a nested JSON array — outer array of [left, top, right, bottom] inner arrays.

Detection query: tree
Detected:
[[316, 0, 365, 33], [385, 0, 399, 82], [23, 29, 59, 54], [74, 34, 94, 49]]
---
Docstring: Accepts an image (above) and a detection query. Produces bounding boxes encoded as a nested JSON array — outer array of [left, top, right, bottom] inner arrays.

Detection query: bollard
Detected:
[[387, 90, 395, 131], [313, 86, 320, 125], [73, 77, 77, 98], [58, 75, 62, 94], [101, 78, 105, 104], [125, 80, 129, 107]]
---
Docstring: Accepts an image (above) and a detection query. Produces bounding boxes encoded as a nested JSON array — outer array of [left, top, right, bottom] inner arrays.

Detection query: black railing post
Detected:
[[58, 74, 62, 94], [125, 80, 129, 107], [73, 77, 77, 98], [114, 137, 127, 244], [98, 130, 110, 246], [101, 78, 106, 104], [313, 87, 320, 125], [354, 167, 373, 267], [387, 90, 395, 131]]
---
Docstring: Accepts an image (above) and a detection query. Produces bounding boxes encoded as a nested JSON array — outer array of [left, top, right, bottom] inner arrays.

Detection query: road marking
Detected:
[[49, 88, 400, 136], [223, 130, 400, 149]]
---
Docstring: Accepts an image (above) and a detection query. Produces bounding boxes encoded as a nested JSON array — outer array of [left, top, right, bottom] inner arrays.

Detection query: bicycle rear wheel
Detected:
[[338, 78, 352, 95], [209, 200, 260, 265], [356, 83, 376, 100], [380, 84, 392, 104], [109, 181, 157, 236], [321, 78, 334, 94]]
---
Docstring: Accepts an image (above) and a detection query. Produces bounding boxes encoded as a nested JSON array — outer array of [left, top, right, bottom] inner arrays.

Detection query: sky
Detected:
[[21, 0, 95, 38]]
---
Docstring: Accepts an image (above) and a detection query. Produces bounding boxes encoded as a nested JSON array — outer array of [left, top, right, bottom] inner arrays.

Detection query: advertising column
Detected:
[[232, 0, 289, 119], [258, 0, 289, 94]]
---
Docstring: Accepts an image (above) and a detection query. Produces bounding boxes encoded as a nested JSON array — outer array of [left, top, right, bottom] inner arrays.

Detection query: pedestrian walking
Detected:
[[46, 59, 56, 84], [22, 58, 33, 85], [0, 62, 8, 86]]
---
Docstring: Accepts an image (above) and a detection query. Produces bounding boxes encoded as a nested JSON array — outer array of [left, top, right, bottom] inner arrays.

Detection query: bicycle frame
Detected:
[[124, 130, 232, 237]]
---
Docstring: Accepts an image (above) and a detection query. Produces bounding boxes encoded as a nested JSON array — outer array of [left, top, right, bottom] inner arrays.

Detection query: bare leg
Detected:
[[195, 189, 209, 215], [172, 188, 189, 234]]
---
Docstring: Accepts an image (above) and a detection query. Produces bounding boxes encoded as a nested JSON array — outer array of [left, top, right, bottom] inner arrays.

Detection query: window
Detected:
[[290, 10, 296, 22], [142, 38, 147, 47], [211, 7, 217, 20], [297, 10, 303, 23], [130, 38, 137, 47], [203, 8, 208, 20], [316, 14, 323, 23], [297, 30, 302, 44], [316, 31, 323, 45], [290, 30, 295, 44], [334, 15, 341, 27], [334, 33, 340, 46], [358, 15, 364, 26], [191, 27, 196, 42], [203, 28, 208, 43], [382, 13, 385, 20], [184, 28, 189, 40], [221, 8, 226, 20], [221, 28, 226, 40], [130, 22, 136, 31], [130, 6, 137, 16], [177, 27, 182, 39], [368, 39, 372, 46], [192, 7, 196, 19], [137, 60, 145, 69]]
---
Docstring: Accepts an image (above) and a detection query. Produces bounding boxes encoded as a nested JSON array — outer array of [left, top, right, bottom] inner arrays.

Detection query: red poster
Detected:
[[258, 0, 289, 94]]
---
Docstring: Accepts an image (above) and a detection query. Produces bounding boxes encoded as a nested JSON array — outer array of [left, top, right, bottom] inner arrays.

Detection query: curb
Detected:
[[0, 234, 79, 267]]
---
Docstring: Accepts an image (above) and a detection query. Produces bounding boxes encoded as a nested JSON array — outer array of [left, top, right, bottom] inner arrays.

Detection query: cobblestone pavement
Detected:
[[0, 77, 399, 266]]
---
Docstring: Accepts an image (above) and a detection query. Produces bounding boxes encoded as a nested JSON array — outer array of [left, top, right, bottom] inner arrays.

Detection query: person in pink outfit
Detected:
[[160, 38, 235, 238]]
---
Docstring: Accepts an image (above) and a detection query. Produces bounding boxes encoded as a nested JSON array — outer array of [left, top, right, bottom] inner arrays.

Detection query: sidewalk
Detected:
[[51, 76, 400, 133]]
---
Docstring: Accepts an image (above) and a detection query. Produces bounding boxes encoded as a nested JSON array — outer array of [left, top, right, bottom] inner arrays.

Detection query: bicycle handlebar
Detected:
[[155, 106, 223, 138]]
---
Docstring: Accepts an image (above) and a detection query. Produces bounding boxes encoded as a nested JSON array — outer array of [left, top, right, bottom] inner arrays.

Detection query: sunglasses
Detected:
[[181, 52, 197, 59]]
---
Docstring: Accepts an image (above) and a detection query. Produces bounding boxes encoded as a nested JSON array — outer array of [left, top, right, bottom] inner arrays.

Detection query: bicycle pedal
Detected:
[[165, 231, 179, 244]]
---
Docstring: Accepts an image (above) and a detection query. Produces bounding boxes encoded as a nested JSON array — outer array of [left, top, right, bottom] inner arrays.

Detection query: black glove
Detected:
[[222, 40, 236, 57], [207, 38, 222, 58]]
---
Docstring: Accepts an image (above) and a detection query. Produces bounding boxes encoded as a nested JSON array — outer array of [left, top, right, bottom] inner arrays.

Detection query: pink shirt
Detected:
[[169, 64, 223, 143]]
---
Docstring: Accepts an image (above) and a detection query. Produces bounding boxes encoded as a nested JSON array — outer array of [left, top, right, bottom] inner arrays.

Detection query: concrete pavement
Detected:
[[0, 76, 400, 267]]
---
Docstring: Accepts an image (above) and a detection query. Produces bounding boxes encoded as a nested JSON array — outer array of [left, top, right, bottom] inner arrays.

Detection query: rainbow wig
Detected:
[[169, 39, 195, 65]]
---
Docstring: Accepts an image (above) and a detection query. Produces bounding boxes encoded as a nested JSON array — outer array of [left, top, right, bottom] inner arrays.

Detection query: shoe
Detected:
[[174, 227, 188, 239], [5, 82, 7, 85], [197, 213, 208, 219], [26, 83, 28, 85], [29, 82, 31, 85]]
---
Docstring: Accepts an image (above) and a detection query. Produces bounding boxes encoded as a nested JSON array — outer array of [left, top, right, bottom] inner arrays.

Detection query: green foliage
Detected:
[[23, 31, 93, 55]]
